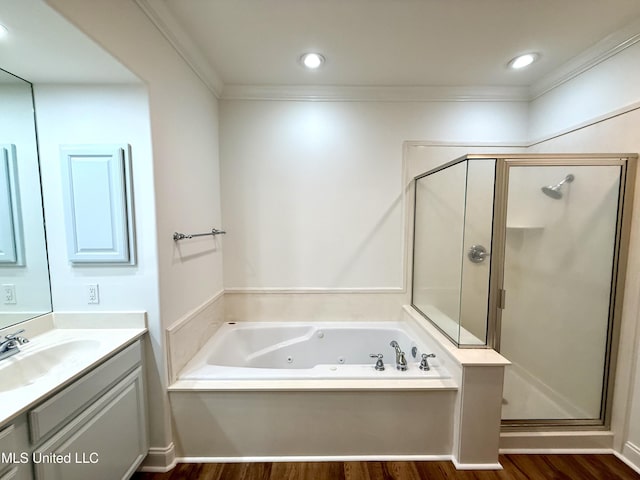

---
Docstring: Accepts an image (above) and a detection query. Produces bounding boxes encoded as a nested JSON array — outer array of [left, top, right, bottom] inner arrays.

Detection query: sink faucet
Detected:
[[390, 340, 407, 371], [0, 329, 29, 361]]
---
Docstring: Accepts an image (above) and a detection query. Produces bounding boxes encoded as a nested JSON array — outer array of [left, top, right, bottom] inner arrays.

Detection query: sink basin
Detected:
[[0, 339, 100, 393]]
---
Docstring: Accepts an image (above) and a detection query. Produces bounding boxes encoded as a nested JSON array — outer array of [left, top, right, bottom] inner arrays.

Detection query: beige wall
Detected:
[[526, 40, 640, 457], [527, 113, 640, 454], [220, 100, 528, 292], [45, 0, 224, 452]]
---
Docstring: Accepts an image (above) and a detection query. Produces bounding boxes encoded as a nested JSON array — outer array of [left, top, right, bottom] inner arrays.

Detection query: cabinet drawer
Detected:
[[0, 425, 16, 473], [29, 341, 141, 444]]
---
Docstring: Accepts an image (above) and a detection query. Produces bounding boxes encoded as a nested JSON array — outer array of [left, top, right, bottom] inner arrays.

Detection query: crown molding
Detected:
[[135, 1, 640, 104], [530, 16, 640, 99], [134, 0, 224, 97], [221, 84, 530, 102]]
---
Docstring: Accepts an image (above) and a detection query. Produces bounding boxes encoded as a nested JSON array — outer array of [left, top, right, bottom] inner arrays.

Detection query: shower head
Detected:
[[541, 185, 563, 199], [541, 174, 574, 199]]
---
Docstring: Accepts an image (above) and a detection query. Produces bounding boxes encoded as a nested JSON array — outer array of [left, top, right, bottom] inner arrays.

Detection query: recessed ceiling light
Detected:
[[508, 53, 539, 69], [0, 24, 9, 38], [300, 53, 325, 70]]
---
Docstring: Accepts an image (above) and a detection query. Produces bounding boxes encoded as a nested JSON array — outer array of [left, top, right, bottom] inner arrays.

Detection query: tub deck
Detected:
[[167, 307, 509, 469], [177, 321, 453, 383]]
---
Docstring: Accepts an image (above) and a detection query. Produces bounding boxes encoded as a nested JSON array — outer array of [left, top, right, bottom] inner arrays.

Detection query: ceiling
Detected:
[[141, 0, 640, 98], [0, 0, 139, 83], [2, 0, 640, 97]]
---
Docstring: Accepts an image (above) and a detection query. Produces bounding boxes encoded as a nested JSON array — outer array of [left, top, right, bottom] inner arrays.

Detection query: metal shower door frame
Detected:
[[484, 154, 637, 429]]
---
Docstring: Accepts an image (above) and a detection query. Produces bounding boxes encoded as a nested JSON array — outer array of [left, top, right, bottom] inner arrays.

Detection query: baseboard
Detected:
[[137, 446, 637, 473], [451, 458, 503, 470], [500, 448, 614, 454], [177, 455, 502, 470], [619, 441, 640, 474], [500, 431, 614, 450], [178, 454, 452, 463], [138, 443, 177, 473]]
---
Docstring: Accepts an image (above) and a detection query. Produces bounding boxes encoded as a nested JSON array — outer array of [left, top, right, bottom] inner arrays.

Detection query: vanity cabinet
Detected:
[[0, 414, 33, 480], [0, 340, 147, 480]]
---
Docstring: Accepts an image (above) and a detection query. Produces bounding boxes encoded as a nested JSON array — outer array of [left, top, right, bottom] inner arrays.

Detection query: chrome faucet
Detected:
[[0, 329, 29, 361], [369, 353, 385, 371], [389, 340, 407, 371], [420, 353, 436, 371]]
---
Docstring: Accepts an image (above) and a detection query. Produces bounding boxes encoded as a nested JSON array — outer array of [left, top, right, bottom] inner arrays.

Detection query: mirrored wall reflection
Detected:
[[0, 68, 52, 328], [412, 158, 495, 346], [500, 164, 622, 421]]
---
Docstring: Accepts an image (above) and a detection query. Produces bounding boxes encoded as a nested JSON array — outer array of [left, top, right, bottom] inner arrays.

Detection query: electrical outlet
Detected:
[[2, 284, 16, 304], [87, 284, 100, 304]]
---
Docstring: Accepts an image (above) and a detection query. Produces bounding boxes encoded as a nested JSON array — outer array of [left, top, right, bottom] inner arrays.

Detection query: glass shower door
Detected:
[[499, 163, 623, 422], [412, 158, 495, 347]]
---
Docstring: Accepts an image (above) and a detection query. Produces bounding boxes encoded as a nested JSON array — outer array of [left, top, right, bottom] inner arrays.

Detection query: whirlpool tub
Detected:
[[168, 309, 507, 468], [178, 321, 451, 380]]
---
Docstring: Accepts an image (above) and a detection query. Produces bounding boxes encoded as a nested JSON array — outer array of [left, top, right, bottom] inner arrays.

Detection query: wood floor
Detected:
[[132, 455, 640, 479]]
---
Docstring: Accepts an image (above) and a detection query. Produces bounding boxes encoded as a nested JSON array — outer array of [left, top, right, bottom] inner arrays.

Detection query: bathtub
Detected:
[[178, 321, 450, 380], [167, 307, 508, 469]]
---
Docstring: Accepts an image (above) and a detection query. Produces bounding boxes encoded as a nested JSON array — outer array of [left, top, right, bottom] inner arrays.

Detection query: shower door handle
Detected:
[[468, 244, 490, 263]]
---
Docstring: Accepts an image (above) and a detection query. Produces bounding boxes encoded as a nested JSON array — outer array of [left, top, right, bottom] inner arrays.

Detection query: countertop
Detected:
[[0, 322, 146, 426]]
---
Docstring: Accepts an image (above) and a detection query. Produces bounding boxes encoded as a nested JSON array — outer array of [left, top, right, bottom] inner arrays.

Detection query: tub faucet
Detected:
[[369, 353, 385, 371], [0, 329, 29, 361], [420, 353, 436, 371], [390, 340, 407, 371]]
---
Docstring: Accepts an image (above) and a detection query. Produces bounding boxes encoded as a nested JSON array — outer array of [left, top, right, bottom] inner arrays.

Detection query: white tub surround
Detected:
[[223, 291, 409, 324], [401, 306, 510, 469], [168, 305, 509, 469], [166, 290, 225, 383], [170, 389, 456, 461], [0, 312, 146, 425]]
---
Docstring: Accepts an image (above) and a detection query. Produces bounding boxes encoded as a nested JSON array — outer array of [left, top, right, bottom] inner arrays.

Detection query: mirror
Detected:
[[0, 68, 52, 328]]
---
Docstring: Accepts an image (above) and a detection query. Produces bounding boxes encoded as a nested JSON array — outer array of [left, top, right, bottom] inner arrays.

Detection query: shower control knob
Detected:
[[468, 244, 490, 263], [420, 353, 436, 371], [369, 353, 385, 371]]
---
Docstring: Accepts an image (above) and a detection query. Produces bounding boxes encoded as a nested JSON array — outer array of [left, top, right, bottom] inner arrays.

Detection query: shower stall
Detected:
[[411, 154, 637, 427]]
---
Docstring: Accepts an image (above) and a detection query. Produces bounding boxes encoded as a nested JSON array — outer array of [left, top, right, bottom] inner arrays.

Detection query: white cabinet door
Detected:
[[33, 367, 147, 480], [0, 417, 31, 480]]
